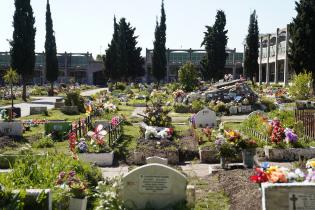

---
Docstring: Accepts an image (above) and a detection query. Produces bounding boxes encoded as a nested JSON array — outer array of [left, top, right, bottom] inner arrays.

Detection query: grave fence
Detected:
[[295, 109, 315, 140], [241, 127, 269, 142]]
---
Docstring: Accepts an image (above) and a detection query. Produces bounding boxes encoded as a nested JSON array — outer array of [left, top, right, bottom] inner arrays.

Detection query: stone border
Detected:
[[78, 152, 114, 166], [264, 147, 315, 161]]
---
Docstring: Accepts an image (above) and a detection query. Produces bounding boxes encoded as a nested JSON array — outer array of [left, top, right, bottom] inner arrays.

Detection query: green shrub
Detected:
[[32, 136, 54, 148], [173, 103, 191, 113], [191, 100, 205, 113], [178, 62, 199, 92], [213, 102, 227, 113], [64, 91, 85, 113], [289, 71, 313, 100], [268, 110, 295, 128], [116, 82, 126, 91], [260, 97, 277, 112]]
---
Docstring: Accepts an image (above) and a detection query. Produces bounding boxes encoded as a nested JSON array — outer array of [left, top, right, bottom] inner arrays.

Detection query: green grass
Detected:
[[19, 109, 87, 121], [223, 122, 242, 130], [0, 98, 24, 106]]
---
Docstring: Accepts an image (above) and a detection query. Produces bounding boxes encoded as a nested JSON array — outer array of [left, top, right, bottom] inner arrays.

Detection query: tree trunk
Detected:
[[50, 82, 54, 96], [22, 81, 27, 102], [10, 84, 13, 121]]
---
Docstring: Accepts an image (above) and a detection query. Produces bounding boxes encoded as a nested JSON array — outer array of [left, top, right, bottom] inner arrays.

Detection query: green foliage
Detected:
[[45, 1, 58, 86], [10, 0, 36, 100], [201, 10, 228, 81], [173, 103, 191, 113], [178, 62, 199, 92], [288, 71, 313, 100], [191, 100, 205, 113], [244, 10, 259, 81], [32, 136, 54, 148], [260, 97, 277, 112], [213, 102, 227, 113], [143, 101, 172, 127], [194, 191, 230, 210], [152, 0, 167, 83], [289, 0, 315, 85], [64, 91, 85, 113], [3, 68, 19, 85], [268, 110, 295, 128]]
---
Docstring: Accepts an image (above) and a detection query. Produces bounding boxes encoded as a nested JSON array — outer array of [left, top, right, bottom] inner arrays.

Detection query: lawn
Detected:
[[19, 108, 88, 121]]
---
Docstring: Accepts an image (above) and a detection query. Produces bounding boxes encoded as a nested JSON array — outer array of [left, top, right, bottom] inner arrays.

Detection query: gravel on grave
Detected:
[[218, 169, 261, 210]]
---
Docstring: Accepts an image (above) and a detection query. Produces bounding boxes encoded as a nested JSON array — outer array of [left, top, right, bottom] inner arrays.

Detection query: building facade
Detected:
[[249, 25, 291, 85], [145, 48, 243, 82], [0, 52, 104, 85]]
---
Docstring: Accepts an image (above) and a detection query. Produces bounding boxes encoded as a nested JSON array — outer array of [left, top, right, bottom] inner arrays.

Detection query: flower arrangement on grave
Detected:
[[104, 102, 117, 113], [250, 161, 315, 185], [284, 128, 298, 144], [68, 132, 78, 160], [202, 127, 212, 141], [270, 118, 285, 144], [237, 138, 258, 150], [215, 135, 237, 159], [56, 170, 87, 199]]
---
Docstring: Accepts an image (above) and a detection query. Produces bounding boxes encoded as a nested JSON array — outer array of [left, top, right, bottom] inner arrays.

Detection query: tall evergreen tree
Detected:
[[244, 10, 259, 83], [289, 0, 315, 88], [201, 10, 228, 81], [105, 17, 144, 82], [152, 0, 167, 84], [45, 0, 58, 96], [10, 0, 36, 101], [105, 17, 120, 83]]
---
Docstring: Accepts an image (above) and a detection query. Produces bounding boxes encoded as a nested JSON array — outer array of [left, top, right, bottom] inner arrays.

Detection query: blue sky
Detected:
[[0, 0, 297, 57]]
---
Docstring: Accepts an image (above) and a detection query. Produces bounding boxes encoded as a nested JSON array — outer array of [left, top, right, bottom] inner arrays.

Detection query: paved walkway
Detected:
[[220, 114, 248, 122], [0, 88, 107, 117], [100, 166, 129, 178], [131, 107, 146, 118]]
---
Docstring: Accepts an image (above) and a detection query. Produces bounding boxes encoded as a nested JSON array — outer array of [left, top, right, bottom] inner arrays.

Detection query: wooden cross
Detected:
[[290, 194, 298, 210]]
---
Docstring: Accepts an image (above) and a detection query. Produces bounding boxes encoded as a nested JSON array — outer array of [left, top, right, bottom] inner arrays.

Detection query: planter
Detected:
[[264, 146, 315, 161], [242, 148, 256, 168], [69, 197, 87, 210], [78, 152, 114, 166], [199, 148, 243, 163]]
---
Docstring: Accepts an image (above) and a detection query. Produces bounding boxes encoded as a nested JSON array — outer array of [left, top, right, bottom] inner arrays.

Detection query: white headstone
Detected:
[[194, 108, 217, 128], [121, 163, 187, 209], [146, 156, 168, 165], [0, 121, 23, 136], [262, 183, 315, 210]]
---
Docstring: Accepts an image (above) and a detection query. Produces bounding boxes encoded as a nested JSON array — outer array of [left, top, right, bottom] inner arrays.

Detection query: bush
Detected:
[[191, 100, 205, 113], [178, 62, 199, 92], [32, 136, 54, 148], [173, 103, 191, 113], [64, 91, 85, 113], [213, 102, 227, 113], [260, 97, 277, 112], [116, 82, 126, 91], [289, 71, 313, 100]]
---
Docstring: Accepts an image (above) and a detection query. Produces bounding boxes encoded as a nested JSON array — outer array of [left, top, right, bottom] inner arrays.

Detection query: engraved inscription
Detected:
[[139, 175, 171, 194], [289, 193, 315, 210]]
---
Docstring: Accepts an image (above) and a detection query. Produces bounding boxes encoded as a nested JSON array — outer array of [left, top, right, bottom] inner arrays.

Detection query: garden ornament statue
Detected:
[[140, 122, 173, 140]]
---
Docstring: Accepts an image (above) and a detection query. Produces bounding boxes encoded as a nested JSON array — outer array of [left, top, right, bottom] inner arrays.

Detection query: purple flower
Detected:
[[285, 128, 298, 144], [69, 170, 76, 177], [78, 141, 88, 153], [215, 137, 226, 150]]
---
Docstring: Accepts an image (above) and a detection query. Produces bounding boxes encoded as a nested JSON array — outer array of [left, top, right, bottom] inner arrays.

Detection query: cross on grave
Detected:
[[290, 194, 298, 210]]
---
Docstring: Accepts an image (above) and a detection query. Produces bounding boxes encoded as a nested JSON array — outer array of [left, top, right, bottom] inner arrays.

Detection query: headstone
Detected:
[[262, 183, 315, 210], [30, 107, 47, 115], [121, 163, 188, 210], [146, 156, 168, 165], [44, 121, 71, 135], [229, 106, 238, 115], [194, 108, 217, 128], [0, 121, 23, 136]]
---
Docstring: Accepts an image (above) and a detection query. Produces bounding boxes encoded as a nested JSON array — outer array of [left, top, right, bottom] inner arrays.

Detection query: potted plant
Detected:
[[215, 136, 237, 169], [237, 138, 258, 168], [56, 170, 87, 210]]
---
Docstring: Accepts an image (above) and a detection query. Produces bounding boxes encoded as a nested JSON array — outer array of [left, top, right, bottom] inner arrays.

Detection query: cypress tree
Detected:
[[289, 0, 315, 88], [45, 0, 58, 96], [213, 10, 228, 80], [201, 10, 228, 82], [152, 0, 167, 84], [10, 0, 36, 101], [244, 10, 259, 83]]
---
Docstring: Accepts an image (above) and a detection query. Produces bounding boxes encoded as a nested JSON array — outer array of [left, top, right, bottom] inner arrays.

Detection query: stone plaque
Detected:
[[289, 193, 315, 210], [139, 175, 171, 194], [121, 163, 187, 209], [0, 121, 23, 136], [262, 183, 315, 210]]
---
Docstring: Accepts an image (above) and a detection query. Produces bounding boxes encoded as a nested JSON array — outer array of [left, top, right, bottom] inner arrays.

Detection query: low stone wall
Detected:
[[264, 147, 315, 161], [30, 107, 47, 115], [78, 152, 114, 166], [199, 148, 243, 163]]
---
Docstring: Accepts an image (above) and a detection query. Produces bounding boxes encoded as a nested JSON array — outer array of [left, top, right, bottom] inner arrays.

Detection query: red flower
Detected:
[[250, 168, 268, 183]]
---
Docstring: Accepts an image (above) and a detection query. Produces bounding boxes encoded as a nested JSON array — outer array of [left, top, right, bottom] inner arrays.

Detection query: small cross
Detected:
[[290, 194, 298, 210]]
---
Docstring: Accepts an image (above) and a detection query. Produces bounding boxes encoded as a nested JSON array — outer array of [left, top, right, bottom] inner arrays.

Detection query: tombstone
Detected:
[[0, 107, 21, 118], [30, 107, 47, 115], [146, 156, 168, 165], [121, 164, 188, 210], [194, 108, 217, 128], [44, 121, 71, 136], [229, 106, 238, 115], [262, 183, 315, 210], [0, 120, 23, 136]]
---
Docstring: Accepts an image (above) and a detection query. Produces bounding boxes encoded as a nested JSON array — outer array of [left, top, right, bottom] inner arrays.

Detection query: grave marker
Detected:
[[194, 108, 217, 128], [121, 163, 187, 209], [146, 156, 168, 165]]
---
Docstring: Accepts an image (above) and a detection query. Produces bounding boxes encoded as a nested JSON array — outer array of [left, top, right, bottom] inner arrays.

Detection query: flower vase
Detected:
[[69, 197, 87, 210], [242, 148, 256, 169], [220, 157, 228, 169]]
